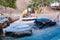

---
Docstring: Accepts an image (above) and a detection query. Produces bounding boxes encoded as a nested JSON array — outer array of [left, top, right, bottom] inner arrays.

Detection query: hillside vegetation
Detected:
[[0, 0, 16, 8]]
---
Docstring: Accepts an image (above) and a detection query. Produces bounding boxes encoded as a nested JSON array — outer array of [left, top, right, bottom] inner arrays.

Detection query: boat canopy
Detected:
[[36, 18, 52, 22]]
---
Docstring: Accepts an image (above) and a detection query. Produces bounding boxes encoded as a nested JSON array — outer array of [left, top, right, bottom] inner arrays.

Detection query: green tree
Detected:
[[5, 0, 16, 8], [0, 0, 16, 13], [27, 0, 56, 14], [27, 0, 55, 8]]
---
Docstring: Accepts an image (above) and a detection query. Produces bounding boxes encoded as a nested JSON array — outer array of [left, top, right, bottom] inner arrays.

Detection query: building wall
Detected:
[[16, 0, 31, 12]]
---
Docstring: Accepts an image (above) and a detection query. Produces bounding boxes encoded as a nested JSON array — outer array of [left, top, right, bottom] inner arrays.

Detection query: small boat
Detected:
[[50, 2, 60, 10], [34, 18, 56, 28]]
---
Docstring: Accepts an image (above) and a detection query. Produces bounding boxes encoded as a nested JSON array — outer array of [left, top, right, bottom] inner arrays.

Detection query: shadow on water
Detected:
[[0, 34, 32, 40], [5, 32, 32, 38], [33, 24, 57, 30]]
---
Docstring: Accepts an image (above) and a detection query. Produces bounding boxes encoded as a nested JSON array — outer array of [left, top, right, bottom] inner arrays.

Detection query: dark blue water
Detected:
[[1, 23, 60, 40], [17, 23, 60, 40]]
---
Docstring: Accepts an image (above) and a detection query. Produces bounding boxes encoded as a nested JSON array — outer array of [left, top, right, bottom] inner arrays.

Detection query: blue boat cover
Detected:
[[36, 18, 52, 22]]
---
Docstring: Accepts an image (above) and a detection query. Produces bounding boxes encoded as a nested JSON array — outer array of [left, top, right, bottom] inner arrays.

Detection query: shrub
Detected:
[[0, 0, 16, 9], [27, 0, 55, 8]]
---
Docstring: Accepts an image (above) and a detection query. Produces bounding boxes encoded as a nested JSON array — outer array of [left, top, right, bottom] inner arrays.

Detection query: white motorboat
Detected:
[[50, 2, 60, 9], [3, 20, 32, 36]]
